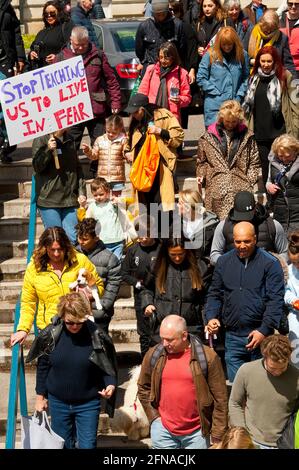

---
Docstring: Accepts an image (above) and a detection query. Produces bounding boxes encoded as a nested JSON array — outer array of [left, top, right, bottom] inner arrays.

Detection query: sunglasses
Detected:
[[64, 320, 86, 326], [44, 11, 57, 17], [287, 2, 299, 5]]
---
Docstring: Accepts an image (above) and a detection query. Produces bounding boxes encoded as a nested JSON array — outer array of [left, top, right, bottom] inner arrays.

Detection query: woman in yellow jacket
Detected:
[[10, 226, 104, 346]]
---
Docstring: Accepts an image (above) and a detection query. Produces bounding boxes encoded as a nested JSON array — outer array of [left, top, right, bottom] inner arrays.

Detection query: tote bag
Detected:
[[21, 411, 64, 449], [129, 132, 160, 192]]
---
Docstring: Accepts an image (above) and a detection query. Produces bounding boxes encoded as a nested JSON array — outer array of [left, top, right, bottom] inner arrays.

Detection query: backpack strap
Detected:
[[150, 334, 208, 379], [150, 342, 164, 370], [190, 334, 208, 379], [265, 216, 276, 243]]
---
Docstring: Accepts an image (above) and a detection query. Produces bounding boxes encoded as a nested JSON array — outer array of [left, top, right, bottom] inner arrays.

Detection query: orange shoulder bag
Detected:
[[129, 132, 160, 192]]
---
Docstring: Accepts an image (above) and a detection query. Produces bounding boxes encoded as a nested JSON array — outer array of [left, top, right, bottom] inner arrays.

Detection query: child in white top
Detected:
[[82, 115, 129, 197], [285, 230, 299, 369], [79, 177, 125, 259]]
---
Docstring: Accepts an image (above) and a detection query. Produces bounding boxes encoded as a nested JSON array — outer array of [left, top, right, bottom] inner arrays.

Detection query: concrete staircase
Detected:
[[0, 117, 201, 447]]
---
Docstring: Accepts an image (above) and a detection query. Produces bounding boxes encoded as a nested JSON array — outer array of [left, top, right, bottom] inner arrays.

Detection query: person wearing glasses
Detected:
[[29, 1, 73, 69], [279, 0, 299, 74], [10, 226, 104, 347], [27, 292, 117, 449]]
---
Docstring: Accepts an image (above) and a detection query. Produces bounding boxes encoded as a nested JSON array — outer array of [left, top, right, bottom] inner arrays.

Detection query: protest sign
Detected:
[[0, 56, 93, 146]]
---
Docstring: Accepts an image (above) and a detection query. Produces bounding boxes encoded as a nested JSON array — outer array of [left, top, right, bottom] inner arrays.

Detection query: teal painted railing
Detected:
[[5, 175, 37, 449]]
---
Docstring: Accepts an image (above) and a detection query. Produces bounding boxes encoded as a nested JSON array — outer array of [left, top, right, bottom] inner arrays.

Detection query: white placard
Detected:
[[0, 56, 94, 146]]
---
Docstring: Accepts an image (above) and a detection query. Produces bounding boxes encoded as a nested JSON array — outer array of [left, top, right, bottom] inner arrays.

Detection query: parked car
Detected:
[[92, 18, 143, 107]]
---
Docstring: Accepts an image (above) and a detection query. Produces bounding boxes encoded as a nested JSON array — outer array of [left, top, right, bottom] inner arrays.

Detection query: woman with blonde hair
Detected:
[[211, 426, 255, 448], [248, 10, 296, 75], [10, 226, 104, 346], [177, 189, 219, 256], [197, 26, 250, 126], [27, 292, 117, 448], [266, 134, 299, 232], [197, 100, 260, 219]]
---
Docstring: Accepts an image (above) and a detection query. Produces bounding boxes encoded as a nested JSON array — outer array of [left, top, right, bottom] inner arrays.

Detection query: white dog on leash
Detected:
[[69, 268, 102, 313], [110, 365, 150, 441]]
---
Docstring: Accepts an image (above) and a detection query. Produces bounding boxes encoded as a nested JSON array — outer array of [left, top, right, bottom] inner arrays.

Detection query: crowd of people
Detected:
[[3, 0, 299, 451]]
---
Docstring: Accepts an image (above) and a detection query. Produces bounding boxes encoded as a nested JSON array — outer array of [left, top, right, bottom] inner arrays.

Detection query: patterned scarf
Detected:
[[155, 65, 174, 109], [248, 24, 281, 61], [243, 68, 282, 118]]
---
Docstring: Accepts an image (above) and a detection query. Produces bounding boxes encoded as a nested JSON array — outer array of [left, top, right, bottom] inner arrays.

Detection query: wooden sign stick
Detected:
[[51, 133, 60, 169]]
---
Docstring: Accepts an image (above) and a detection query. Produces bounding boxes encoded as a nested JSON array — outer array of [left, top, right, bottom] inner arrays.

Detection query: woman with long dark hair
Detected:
[[243, 45, 299, 186], [140, 237, 210, 347], [29, 0, 73, 69]]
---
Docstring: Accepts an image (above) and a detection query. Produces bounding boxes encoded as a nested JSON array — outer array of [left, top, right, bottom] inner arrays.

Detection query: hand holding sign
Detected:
[[48, 134, 60, 169]]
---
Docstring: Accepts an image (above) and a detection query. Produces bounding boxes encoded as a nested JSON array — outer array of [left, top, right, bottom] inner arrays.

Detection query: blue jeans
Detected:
[[150, 417, 209, 449], [104, 241, 124, 260], [38, 206, 78, 244], [225, 331, 262, 383], [48, 394, 101, 449]]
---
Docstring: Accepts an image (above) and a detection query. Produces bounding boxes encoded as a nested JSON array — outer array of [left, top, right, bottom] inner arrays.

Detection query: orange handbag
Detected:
[[129, 132, 160, 192]]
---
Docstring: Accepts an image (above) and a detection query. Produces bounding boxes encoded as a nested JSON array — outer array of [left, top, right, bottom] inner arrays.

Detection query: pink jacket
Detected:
[[138, 63, 191, 121]]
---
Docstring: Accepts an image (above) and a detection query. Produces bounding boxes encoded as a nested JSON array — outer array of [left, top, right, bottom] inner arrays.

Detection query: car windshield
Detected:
[[110, 26, 138, 52]]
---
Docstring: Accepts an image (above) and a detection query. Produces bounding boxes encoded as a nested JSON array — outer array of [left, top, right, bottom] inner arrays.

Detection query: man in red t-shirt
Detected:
[[138, 315, 228, 448]]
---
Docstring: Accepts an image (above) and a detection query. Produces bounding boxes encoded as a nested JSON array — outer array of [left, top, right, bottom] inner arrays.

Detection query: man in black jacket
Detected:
[[76, 218, 122, 333], [135, 0, 186, 75]]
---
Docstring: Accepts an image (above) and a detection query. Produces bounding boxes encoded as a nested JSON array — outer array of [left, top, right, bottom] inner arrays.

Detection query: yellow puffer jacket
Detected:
[[17, 251, 104, 333]]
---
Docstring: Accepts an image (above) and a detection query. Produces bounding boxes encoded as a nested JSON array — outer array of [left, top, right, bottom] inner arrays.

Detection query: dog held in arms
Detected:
[[110, 365, 149, 441], [69, 268, 102, 316]]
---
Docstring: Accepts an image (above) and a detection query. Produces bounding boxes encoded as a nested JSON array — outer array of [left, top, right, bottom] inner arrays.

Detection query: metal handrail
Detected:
[[5, 175, 37, 449]]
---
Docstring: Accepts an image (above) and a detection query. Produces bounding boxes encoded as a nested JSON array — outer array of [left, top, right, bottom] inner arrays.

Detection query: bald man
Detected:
[[137, 314, 228, 449], [204, 221, 285, 383]]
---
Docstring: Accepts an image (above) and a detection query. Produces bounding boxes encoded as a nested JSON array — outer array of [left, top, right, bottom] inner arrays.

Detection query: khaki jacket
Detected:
[[137, 339, 228, 441], [125, 108, 184, 211]]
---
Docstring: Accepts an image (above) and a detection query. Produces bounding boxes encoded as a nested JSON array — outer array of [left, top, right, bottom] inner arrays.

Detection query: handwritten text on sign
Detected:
[[0, 56, 93, 145]]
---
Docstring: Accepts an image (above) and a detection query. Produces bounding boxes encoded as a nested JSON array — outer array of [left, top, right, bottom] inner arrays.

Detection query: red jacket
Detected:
[[280, 13, 299, 72], [138, 63, 191, 121], [56, 43, 121, 116]]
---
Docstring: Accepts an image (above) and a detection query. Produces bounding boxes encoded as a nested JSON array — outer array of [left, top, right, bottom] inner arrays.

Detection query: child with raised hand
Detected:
[[285, 230, 299, 368], [82, 114, 128, 197], [79, 177, 125, 260]]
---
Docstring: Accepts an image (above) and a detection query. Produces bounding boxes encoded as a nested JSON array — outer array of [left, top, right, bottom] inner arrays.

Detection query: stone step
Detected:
[[0, 321, 139, 371], [0, 280, 135, 310], [0, 258, 26, 281], [0, 339, 141, 373], [0, 257, 133, 300], [0, 217, 44, 240], [0, 181, 20, 200], [0, 157, 92, 183], [0, 239, 37, 260]]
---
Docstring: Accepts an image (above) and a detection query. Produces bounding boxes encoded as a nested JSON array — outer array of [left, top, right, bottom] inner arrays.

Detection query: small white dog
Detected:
[[110, 365, 149, 441], [69, 268, 102, 312]]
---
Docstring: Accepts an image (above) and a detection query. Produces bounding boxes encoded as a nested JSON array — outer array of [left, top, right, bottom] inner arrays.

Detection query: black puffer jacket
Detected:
[[135, 14, 185, 71], [0, 0, 26, 75], [78, 240, 121, 322], [267, 154, 299, 231], [141, 258, 211, 339]]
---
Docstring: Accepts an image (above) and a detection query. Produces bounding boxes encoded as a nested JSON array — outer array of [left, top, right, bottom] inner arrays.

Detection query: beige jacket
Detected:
[[125, 108, 184, 211]]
